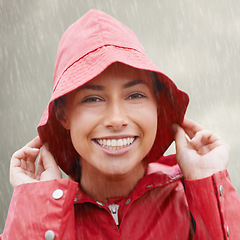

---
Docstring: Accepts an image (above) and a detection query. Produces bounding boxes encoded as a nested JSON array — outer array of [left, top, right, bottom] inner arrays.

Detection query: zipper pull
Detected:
[[108, 204, 119, 226]]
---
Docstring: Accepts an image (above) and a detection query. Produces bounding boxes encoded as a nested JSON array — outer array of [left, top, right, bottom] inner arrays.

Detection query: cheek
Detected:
[[68, 109, 94, 132], [67, 108, 103, 156], [68, 112, 91, 150], [145, 108, 158, 141], [135, 103, 158, 142]]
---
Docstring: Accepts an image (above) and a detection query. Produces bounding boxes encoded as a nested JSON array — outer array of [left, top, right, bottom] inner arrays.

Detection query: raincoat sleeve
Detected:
[[1, 179, 78, 240], [184, 169, 240, 239]]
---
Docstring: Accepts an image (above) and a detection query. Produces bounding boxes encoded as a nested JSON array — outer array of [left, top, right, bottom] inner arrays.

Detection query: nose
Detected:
[[103, 101, 129, 130]]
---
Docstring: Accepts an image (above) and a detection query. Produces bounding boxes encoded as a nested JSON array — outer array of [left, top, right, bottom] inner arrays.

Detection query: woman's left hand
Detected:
[[173, 118, 229, 180]]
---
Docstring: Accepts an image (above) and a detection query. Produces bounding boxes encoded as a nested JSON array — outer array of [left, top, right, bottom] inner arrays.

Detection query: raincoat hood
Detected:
[[37, 9, 189, 176]]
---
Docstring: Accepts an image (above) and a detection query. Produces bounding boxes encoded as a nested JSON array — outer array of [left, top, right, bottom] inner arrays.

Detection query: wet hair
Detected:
[[149, 71, 162, 103], [53, 96, 66, 123]]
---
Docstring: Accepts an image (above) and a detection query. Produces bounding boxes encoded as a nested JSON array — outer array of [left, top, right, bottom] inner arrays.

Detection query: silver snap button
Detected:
[[74, 197, 78, 202], [219, 185, 223, 196], [52, 189, 63, 200], [125, 198, 131, 205], [45, 230, 55, 240], [146, 184, 153, 189]]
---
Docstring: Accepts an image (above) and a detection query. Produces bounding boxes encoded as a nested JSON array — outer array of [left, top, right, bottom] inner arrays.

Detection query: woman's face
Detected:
[[62, 63, 158, 180]]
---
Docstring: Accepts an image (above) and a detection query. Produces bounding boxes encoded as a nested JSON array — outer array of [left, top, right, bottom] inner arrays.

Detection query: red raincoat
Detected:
[[1, 155, 240, 239], [1, 9, 240, 239]]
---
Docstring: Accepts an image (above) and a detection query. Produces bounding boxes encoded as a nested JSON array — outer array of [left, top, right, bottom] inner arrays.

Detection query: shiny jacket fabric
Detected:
[[2, 10, 240, 239], [1, 155, 240, 239]]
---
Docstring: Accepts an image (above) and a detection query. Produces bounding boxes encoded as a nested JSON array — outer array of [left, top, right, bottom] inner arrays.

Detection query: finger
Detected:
[[20, 159, 27, 171], [196, 146, 209, 155], [20, 155, 37, 174], [182, 118, 204, 139], [35, 152, 45, 179], [11, 147, 40, 168], [10, 158, 38, 187], [209, 139, 230, 152], [25, 136, 42, 149], [40, 144, 59, 171], [173, 124, 189, 154], [11, 156, 37, 178], [191, 130, 212, 145], [10, 136, 42, 171], [40, 145, 62, 180], [191, 130, 219, 149]]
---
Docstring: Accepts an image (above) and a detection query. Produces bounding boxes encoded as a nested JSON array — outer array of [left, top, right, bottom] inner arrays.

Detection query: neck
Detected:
[[80, 162, 146, 202]]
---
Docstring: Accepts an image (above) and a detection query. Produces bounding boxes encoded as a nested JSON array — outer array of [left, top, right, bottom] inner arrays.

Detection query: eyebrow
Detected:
[[78, 84, 105, 91], [123, 79, 148, 88], [78, 79, 148, 91]]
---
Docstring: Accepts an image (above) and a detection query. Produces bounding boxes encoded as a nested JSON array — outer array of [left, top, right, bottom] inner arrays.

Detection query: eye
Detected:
[[127, 92, 146, 100], [82, 96, 103, 103]]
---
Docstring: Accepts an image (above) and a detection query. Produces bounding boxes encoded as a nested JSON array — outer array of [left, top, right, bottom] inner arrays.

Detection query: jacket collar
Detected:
[[73, 161, 182, 206]]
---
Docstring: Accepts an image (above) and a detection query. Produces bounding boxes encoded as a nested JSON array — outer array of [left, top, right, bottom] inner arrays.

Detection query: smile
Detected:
[[94, 137, 137, 150]]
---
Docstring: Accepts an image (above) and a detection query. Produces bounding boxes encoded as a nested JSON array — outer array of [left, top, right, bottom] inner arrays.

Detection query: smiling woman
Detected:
[[57, 63, 158, 201], [1, 8, 240, 240]]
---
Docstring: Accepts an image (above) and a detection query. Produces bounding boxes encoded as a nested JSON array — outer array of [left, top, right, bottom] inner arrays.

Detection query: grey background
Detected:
[[1, 0, 240, 232]]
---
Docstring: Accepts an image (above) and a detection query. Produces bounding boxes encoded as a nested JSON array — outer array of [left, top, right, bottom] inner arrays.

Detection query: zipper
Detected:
[[108, 203, 119, 226]]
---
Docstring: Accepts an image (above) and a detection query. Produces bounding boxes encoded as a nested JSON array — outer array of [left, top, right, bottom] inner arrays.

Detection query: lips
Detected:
[[94, 137, 137, 150]]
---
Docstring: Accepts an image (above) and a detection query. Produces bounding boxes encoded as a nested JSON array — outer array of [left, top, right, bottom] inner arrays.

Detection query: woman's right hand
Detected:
[[10, 136, 62, 187]]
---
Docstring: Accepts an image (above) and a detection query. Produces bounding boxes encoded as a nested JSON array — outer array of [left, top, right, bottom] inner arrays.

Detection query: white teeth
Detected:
[[117, 139, 123, 147], [112, 139, 117, 147], [95, 137, 135, 149]]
